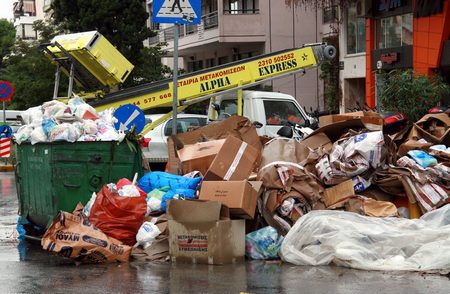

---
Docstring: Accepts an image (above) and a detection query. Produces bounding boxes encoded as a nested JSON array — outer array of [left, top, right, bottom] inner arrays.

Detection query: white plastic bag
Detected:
[[135, 221, 161, 249], [280, 204, 450, 272], [30, 126, 47, 145], [42, 100, 68, 118], [83, 192, 97, 217], [118, 185, 141, 197], [14, 125, 34, 144], [21, 106, 43, 125]]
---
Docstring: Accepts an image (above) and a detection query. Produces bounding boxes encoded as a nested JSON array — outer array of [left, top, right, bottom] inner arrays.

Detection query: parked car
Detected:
[[0, 110, 23, 133], [142, 113, 208, 164]]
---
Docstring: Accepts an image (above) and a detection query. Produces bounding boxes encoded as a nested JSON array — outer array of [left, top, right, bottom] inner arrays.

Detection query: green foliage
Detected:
[[0, 19, 16, 68], [379, 70, 450, 123], [1, 21, 68, 110], [1, 40, 63, 110]]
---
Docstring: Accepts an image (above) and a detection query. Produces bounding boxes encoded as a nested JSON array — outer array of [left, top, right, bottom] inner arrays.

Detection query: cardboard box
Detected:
[[409, 113, 450, 146], [167, 200, 245, 265], [176, 139, 225, 175], [319, 111, 383, 131], [204, 136, 260, 181], [198, 180, 263, 219], [323, 180, 355, 207], [167, 116, 262, 174]]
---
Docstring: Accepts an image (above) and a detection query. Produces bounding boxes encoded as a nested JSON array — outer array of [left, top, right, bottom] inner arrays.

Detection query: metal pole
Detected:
[[68, 63, 74, 98], [2, 101, 5, 124], [53, 64, 60, 99], [172, 24, 179, 136]]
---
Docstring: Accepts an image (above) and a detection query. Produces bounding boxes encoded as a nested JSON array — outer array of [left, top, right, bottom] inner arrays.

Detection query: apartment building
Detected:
[[12, 0, 47, 40], [146, 0, 327, 110]]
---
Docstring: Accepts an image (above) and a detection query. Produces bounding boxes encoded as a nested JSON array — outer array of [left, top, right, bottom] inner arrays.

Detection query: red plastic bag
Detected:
[[89, 184, 147, 246]]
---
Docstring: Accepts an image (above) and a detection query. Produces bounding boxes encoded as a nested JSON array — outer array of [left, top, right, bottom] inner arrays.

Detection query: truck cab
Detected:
[[208, 91, 316, 137]]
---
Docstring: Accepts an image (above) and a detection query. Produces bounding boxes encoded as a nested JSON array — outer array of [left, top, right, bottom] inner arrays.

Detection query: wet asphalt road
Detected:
[[1, 171, 450, 294]]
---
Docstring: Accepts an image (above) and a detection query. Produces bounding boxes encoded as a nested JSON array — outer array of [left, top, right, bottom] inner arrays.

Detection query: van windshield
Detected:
[[263, 100, 305, 126]]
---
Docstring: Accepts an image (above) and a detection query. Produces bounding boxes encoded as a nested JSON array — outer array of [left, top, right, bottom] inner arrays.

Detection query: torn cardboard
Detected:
[[409, 113, 450, 146], [198, 180, 263, 219], [167, 200, 245, 265], [203, 136, 260, 181], [324, 180, 355, 207]]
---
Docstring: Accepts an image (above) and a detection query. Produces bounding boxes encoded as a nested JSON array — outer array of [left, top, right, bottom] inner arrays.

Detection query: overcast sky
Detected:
[[0, 0, 15, 21]]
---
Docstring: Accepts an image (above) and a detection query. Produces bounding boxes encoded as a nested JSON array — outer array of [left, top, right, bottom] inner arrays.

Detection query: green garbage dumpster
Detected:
[[15, 140, 143, 228]]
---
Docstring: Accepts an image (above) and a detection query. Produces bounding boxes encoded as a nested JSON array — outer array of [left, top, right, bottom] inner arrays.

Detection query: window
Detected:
[[263, 100, 305, 126], [205, 58, 216, 68], [164, 117, 208, 136], [224, 0, 259, 14], [217, 100, 238, 119], [346, 5, 366, 54], [218, 56, 229, 65], [376, 13, 413, 49], [187, 60, 203, 72]]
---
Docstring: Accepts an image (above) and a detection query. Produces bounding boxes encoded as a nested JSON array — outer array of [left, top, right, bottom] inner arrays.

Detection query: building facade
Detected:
[[146, 0, 327, 111], [340, 0, 450, 111], [12, 0, 47, 40]]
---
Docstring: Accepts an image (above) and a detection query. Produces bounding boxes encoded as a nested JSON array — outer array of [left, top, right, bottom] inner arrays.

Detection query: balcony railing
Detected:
[[149, 11, 218, 44]]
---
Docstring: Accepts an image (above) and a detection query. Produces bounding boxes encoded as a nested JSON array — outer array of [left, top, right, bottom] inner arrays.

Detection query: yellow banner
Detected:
[[94, 47, 317, 112]]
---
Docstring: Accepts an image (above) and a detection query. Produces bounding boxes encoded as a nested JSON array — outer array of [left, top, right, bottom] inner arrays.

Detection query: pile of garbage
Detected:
[[14, 97, 123, 144], [35, 113, 450, 272]]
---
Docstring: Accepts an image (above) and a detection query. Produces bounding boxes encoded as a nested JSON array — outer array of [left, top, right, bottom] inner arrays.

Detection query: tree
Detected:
[[51, 0, 166, 87], [0, 19, 16, 68], [0, 21, 67, 110], [379, 70, 450, 123]]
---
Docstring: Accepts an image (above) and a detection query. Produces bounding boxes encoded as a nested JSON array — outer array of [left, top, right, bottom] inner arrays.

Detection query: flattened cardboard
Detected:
[[324, 179, 355, 207], [204, 136, 259, 181], [167, 200, 245, 265], [319, 111, 383, 130], [177, 139, 225, 175], [198, 181, 263, 219], [307, 119, 366, 143]]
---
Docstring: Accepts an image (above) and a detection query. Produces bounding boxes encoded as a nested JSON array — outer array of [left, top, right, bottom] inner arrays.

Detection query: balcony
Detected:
[[149, 7, 264, 53], [150, 11, 219, 44]]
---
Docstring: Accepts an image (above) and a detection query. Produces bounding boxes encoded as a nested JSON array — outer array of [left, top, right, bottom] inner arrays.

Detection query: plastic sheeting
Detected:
[[280, 204, 450, 272]]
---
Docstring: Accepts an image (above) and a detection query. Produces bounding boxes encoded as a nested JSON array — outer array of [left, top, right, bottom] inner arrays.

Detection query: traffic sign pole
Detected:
[[2, 101, 5, 124], [172, 24, 179, 136]]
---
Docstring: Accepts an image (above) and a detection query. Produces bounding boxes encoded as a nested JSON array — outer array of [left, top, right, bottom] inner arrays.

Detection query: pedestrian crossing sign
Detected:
[[153, 0, 202, 24]]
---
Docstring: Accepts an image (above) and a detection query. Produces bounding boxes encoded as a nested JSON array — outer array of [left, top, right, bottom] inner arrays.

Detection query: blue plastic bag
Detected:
[[160, 188, 197, 212], [245, 226, 284, 260], [408, 150, 438, 168], [138, 172, 202, 193]]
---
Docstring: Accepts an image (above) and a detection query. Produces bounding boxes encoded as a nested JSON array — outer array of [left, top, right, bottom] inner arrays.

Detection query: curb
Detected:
[[0, 165, 14, 172]]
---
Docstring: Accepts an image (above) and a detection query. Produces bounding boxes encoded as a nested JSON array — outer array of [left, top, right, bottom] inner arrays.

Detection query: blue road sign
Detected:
[[153, 0, 202, 25], [0, 125, 12, 139], [113, 104, 146, 133]]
